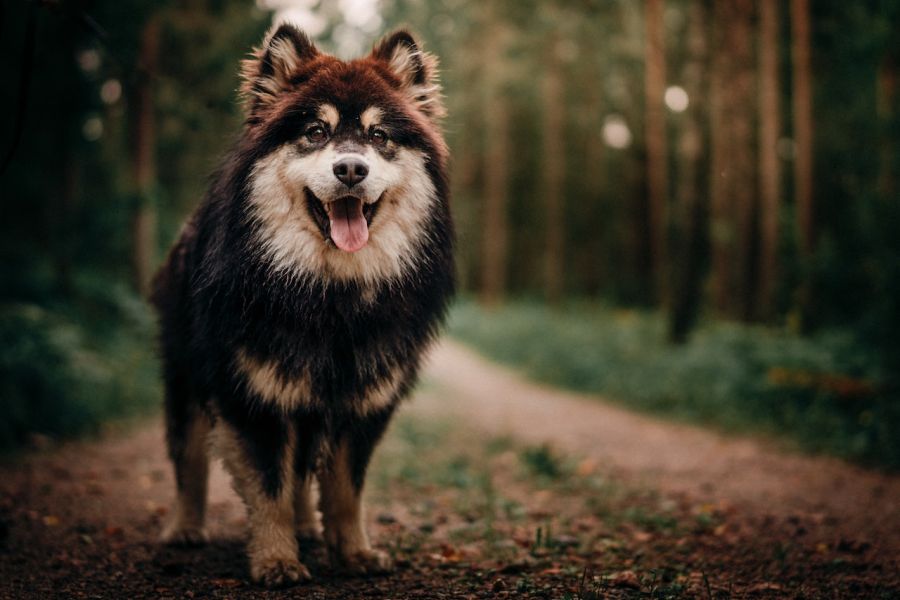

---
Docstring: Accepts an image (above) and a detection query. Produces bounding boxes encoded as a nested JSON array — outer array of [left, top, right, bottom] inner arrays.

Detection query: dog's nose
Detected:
[[333, 157, 369, 188]]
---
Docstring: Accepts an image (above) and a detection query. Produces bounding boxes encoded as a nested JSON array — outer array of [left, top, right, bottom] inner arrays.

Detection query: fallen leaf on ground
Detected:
[[576, 458, 597, 476], [632, 530, 652, 543], [746, 582, 783, 592], [606, 570, 641, 589]]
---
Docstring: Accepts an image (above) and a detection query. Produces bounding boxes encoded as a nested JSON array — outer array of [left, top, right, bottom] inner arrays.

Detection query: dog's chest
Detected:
[[232, 299, 417, 416]]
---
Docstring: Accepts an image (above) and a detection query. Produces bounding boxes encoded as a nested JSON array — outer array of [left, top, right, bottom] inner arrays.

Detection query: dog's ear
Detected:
[[372, 31, 445, 120], [241, 23, 319, 117]]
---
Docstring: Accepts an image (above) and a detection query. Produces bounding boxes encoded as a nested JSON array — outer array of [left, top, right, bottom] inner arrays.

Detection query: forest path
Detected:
[[1, 339, 898, 598], [419, 340, 900, 552]]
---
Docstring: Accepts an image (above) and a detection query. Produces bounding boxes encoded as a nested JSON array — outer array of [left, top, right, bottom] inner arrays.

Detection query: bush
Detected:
[[0, 276, 160, 450]]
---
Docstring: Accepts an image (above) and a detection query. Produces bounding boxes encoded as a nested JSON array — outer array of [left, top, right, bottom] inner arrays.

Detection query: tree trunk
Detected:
[[479, 25, 510, 306], [55, 153, 78, 293], [877, 47, 898, 202], [541, 36, 565, 305], [132, 16, 160, 297], [644, 0, 668, 305], [757, 0, 782, 319], [709, 0, 756, 318], [582, 85, 606, 295], [668, 0, 708, 343], [791, 0, 814, 257]]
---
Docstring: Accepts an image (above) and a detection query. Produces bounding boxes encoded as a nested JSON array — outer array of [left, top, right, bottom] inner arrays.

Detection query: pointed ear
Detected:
[[372, 30, 445, 120], [240, 23, 319, 116]]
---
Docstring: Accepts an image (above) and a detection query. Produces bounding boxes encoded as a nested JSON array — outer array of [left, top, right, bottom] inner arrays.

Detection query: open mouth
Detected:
[[304, 188, 380, 253]]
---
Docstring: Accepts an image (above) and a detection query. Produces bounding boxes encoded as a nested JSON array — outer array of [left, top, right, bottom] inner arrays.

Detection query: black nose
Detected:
[[332, 157, 369, 188]]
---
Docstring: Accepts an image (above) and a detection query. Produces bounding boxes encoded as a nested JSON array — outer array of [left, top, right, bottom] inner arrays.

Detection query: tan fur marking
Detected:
[[295, 476, 323, 540], [360, 106, 383, 130], [356, 362, 406, 416], [318, 104, 339, 130], [211, 420, 309, 584], [160, 411, 211, 544], [319, 439, 369, 554], [319, 439, 394, 573], [235, 348, 314, 412]]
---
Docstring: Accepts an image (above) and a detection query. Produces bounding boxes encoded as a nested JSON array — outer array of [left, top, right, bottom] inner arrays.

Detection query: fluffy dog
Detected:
[[151, 23, 454, 587]]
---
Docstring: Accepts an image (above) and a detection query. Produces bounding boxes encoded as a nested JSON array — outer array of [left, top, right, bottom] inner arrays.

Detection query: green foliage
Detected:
[[0, 269, 159, 450], [449, 299, 899, 469], [0, 1, 262, 450], [519, 444, 567, 480]]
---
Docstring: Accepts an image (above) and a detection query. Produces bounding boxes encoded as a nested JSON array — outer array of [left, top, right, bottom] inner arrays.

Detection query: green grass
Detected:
[[448, 299, 900, 469], [0, 268, 160, 450]]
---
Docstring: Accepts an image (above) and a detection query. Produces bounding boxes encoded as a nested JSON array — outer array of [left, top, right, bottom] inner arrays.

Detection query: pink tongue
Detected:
[[329, 197, 369, 252]]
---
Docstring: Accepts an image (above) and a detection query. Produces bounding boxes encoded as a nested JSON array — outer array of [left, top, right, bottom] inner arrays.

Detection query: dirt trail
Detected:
[[1, 339, 898, 598], [419, 341, 900, 553]]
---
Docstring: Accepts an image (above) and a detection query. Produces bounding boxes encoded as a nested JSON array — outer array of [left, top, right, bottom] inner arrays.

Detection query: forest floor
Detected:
[[1, 340, 898, 599]]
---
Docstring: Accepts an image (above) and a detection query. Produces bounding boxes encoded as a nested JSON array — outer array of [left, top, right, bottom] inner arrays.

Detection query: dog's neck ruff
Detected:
[[246, 145, 437, 288]]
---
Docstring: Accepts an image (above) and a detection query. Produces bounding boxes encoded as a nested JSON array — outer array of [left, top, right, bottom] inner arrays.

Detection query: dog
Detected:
[[150, 23, 454, 588]]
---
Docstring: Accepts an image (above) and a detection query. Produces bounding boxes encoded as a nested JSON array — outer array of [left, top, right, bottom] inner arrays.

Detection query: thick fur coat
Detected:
[[151, 24, 454, 587]]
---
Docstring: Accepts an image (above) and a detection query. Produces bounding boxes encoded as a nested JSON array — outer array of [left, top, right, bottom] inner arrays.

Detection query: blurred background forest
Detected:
[[1, 0, 899, 467]]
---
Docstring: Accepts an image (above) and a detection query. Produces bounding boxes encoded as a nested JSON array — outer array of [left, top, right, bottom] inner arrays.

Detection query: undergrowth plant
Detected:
[[449, 299, 898, 469]]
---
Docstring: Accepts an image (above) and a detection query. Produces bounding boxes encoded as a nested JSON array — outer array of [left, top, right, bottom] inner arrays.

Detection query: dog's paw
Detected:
[[251, 557, 311, 588], [159, 524, 208, 547], [336, 548, 395, 576]]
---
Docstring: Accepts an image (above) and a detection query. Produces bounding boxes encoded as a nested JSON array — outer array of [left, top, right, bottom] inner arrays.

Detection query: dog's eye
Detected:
[[305, 125, 328, 144], [370, 128, 388, 147]]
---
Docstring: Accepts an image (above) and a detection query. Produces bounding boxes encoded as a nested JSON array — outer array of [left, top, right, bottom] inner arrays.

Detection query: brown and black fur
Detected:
[[151, 24, 453, 587]]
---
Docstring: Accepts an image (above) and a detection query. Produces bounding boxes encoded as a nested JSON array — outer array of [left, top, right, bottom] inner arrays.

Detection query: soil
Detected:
[[0, 340, 897, 599]]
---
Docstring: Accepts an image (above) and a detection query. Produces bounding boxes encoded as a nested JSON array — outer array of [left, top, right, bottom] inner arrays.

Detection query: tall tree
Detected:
[[580, 72, 607, 295], [709, 0, 757, 318], [644, 0, 668, 304], [877, 44, 898, 202], [131, 15, 160, 296], [668, 0, 708, 343], [541, 31, 565, 305], [757, 0, 782, 317], [791, 0, 814, 257], [479, 16, 511, 306]]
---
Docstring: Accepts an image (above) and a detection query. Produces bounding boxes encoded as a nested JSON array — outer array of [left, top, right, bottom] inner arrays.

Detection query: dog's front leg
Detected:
[[319, 424, 394, 575], [294, 475, 323, 541], [215, 418, 311, 587]]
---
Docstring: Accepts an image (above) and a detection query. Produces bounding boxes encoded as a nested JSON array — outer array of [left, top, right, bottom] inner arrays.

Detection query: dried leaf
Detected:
[[746, 582, 783, 592], [607, 570, 641, 589], [576, 458, 597, 476]]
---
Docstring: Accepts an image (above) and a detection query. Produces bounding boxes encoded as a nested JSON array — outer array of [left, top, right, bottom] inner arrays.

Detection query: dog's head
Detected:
[[236, 24, 448, 286]]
